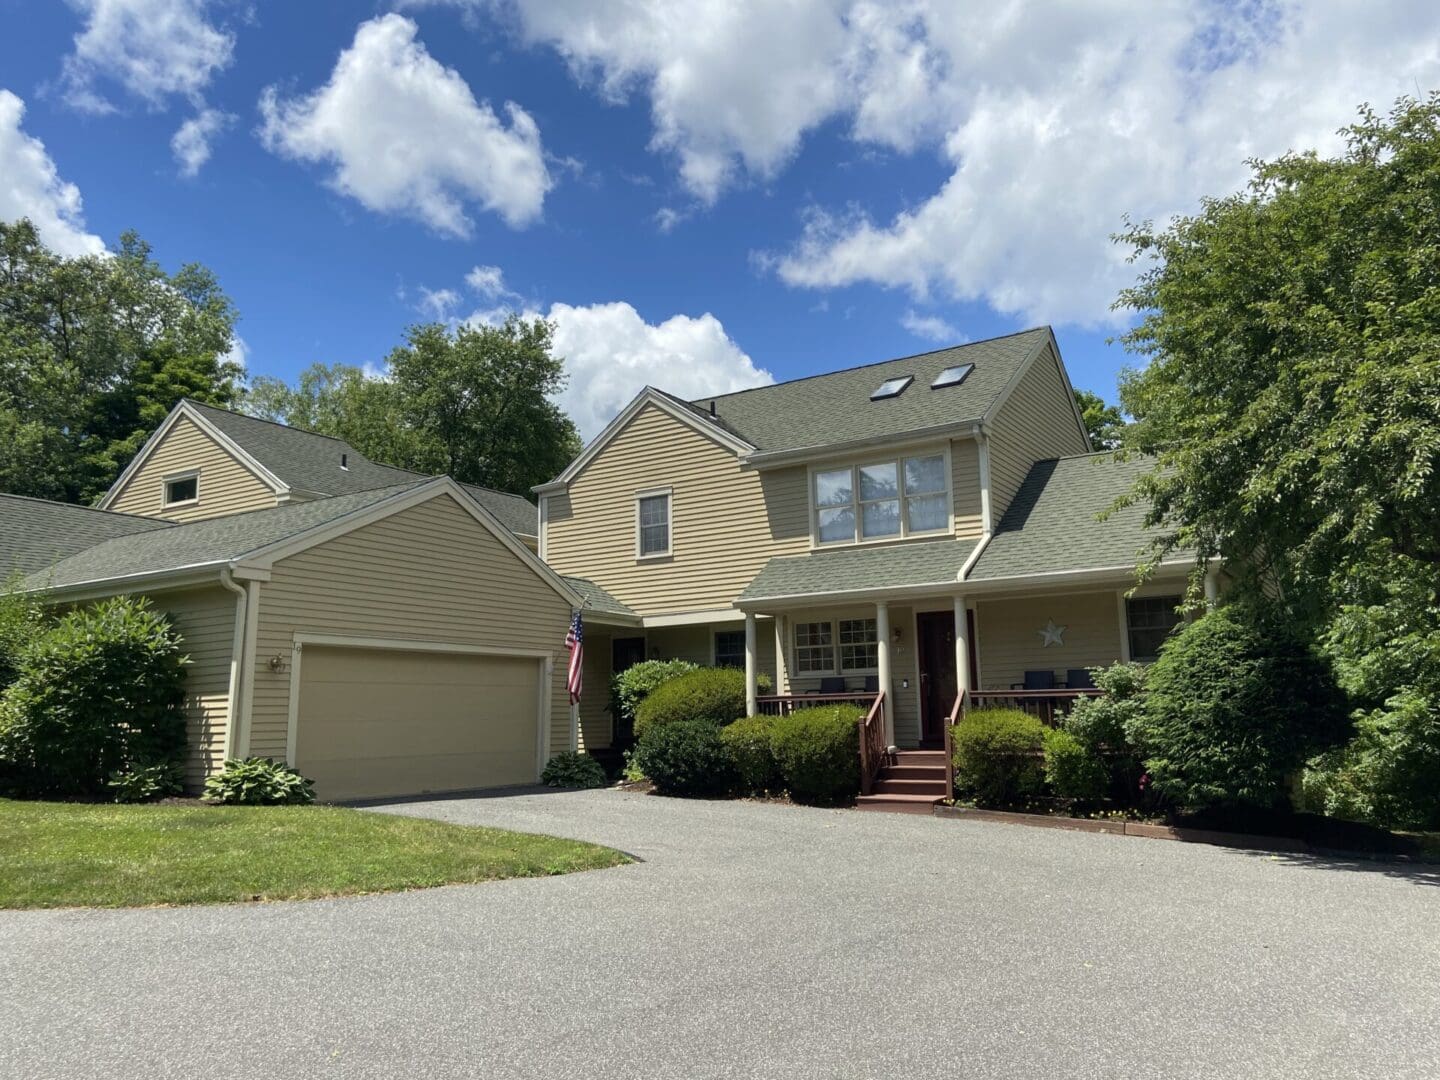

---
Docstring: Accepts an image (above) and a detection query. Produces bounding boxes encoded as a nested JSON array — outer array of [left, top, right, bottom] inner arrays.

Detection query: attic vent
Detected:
[[931, 363, 974, 389], [340, 453, 349, 471], [708, 400, 716, 417], [870, 375, 914, 401]]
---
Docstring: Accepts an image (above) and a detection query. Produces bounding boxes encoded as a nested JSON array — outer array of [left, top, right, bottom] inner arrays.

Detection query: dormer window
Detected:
[[812, 451, 949, 545], [163, 470, 199, 507]]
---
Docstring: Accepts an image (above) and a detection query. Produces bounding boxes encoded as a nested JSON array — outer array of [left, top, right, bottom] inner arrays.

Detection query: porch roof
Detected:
[[737, 538, 978, 605], [563, 576, 639, 620], [968, 452, 1186, 580]]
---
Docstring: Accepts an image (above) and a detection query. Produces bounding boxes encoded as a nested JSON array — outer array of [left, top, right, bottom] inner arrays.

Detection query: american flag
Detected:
[[564, 611, 584, 705]]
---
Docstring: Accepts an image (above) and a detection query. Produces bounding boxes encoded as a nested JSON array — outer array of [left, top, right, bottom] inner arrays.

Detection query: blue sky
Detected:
[[3, 1, 1438, 439]]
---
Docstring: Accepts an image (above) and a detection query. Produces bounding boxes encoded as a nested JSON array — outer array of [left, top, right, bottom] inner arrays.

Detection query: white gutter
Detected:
[[958, 426, 994, 583], [218, 570, 247, 761], [739, 420, 983, 471]]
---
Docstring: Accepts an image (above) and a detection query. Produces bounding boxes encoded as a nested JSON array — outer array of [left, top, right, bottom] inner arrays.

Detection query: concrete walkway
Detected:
[[2, 788, 1437, 1079]]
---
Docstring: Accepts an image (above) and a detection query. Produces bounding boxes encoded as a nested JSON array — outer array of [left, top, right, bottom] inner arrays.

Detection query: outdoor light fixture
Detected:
[[267, 654, 287, 673]]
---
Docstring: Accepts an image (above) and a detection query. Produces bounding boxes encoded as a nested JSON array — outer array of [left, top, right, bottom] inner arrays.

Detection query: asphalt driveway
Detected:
[[2, 789, 1437, 1079]]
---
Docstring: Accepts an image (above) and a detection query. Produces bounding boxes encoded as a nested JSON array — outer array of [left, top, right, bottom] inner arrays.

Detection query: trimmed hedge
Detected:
[[1042, 728, 1108, 802], [0, 596, 188, 798], [631, 719, 736, 797], [951, 707, 1047, 805], [721, 714, 782, 794], [633, 667, 770, 737], [611, 659, 698, 733], [1129, 604, 1349, 811], [541, 751, 607, 789], [770, 705, 862, 805]]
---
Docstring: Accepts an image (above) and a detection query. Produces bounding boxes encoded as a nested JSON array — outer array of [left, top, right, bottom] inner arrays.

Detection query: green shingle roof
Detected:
[[968, 453, 1179, 580], [563, 576, 638, 619], [185, 401, 539, 537], [23, 483, 423, 591], [738, 538, 978, 603], [1, 495, 174, 578], [691, 328, 1053, 454]]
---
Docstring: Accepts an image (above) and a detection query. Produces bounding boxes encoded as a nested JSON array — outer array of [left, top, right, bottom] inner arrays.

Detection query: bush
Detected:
[[1043, 728, 1109, 802], [0, 582, 46, 691], [633, 667, 770, 737], [107, 760, 185, 803], [952, 708, 1047, 805], [0, 596, 188, 798], [204, 758, 315, 805], [541, 751, 607, 789], [611, 659, 698, 735], [770, 705, 862, 805], [1128, 604, 1349, 811], [630, 720, 736, 797], [721, 713, 782, 794], [1060, 661, 1147, 798]]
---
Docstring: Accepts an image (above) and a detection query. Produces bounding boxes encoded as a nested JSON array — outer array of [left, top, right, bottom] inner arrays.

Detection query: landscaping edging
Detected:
[[933, 804, 1312, 854]]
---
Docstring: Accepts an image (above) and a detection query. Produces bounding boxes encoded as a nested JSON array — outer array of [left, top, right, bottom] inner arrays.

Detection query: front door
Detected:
[[611, 637, 646, 745], [916, 610, 977, 744]]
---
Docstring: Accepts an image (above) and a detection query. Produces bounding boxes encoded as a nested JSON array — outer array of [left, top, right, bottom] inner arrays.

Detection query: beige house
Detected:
[[4, 405, 639, 801], [536, 327, 1211, 806]]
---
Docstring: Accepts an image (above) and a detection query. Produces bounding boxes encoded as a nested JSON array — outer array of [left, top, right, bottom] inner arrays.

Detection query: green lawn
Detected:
[[0, 800, 629, 909]]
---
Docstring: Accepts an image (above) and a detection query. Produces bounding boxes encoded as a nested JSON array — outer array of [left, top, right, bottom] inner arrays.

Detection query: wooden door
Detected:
[[916, 610, 977, 744]]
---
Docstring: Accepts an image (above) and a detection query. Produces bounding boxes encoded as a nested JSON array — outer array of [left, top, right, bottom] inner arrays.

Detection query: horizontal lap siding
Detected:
[[577, 629, 613, 751], [108, 415, 277, 521], [247, 495, 573, 763], [987, 345, 1090, 523], [154, 586, 235, 789], [544, 405, 810, 616], [949, 438, 984, 539], [975, 591, 1121, 691]]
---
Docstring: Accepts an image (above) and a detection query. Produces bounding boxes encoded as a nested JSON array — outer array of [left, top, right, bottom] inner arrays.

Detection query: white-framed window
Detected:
[[635, 488, 672, 559], [1126, 595, 1183, 661], [163, 470, 199, 507], [794, 618, 878, 674], [812, 451, 949, 545], [714, 630, 745, 669], [794, 621, 835, 673]]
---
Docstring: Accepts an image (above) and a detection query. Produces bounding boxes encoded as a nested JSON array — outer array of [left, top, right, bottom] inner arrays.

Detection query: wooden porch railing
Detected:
[[858, 692, 887, 796], [943, 691, 964, 802], [755, 692, 881, 716]]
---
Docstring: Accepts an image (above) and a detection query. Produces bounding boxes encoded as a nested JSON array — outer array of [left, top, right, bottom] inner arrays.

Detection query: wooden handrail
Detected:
[[943, 691, 964, 802], [858, 692, 887, 796]]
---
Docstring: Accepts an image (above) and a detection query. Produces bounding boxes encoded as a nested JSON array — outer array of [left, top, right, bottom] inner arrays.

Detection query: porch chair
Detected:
[[1012, 670, 1057, 690], [861, 675, 879, 694], [817, 676, 846, 694], [1064, 668, 1096, 690]]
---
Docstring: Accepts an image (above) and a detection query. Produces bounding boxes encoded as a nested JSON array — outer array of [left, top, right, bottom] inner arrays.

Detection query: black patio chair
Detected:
[[862, 675, 879, 694], [1064, 668, 1096, 690], [818, 676, 846, 694], [1011, 669, 1056, 690]]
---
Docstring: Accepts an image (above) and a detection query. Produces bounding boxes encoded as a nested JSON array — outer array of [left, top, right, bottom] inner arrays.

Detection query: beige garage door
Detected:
[[294, 646, 540, 801]]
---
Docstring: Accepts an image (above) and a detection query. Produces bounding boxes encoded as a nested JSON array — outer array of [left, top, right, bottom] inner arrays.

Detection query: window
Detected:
[[714, 630, 745, 669], [812, 452, 948, 544], [794, 618, 877, 674], [1127, 596, 1183, 661], [794, 622, 835, 673], [870, 374, 914, 400], [636, 490, 671, 557], [930, 363, 974, 389], [163, 472, 198, 506], [838, 619, 878, 671]]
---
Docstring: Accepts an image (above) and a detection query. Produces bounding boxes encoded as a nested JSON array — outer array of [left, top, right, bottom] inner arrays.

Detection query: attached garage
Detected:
[[292, 642, 546, 802]]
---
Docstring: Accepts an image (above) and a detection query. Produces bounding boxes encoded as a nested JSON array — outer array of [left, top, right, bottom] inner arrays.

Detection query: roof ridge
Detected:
[[687, 326, 1051, 405], [0, 491, 176, 525], [184, 398, 358, 448]]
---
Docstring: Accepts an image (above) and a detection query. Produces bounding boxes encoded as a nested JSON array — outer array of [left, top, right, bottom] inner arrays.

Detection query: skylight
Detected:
[[870, 375, 914, 401], [931, 364, 974, 389]]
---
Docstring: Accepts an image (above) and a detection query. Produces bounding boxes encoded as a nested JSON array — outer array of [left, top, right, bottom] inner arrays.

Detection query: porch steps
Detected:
[[855, 750, 947, 815]]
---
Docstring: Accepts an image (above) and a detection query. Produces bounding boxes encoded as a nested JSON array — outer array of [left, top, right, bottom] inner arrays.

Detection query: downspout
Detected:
[[958, 427, 995, 583], [218, 570, 247, 761]]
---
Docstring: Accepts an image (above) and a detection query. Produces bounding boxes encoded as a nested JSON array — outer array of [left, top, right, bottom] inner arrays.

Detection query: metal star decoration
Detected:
[[1038, 619, 1067, 647]]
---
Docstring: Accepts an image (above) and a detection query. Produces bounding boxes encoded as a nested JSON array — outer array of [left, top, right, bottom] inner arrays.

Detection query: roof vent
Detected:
[[340, 453, 349, 471], [931, 363, 974, 389], [870, 375, 914, 401], [708, 400, 716, 418]]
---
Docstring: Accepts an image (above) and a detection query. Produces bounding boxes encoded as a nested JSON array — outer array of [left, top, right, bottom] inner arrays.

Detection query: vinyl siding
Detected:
[[647, 621, 778, 679], [950, 437, 983, 539], [577, 629, 614, 751], [246, 494, 573, 764], [986, 343, 1090, 524], [544, 403, 810, 616], [154, 585, 236, 789], [108, 415, 277, 522], [974, 590, 1122, 691]]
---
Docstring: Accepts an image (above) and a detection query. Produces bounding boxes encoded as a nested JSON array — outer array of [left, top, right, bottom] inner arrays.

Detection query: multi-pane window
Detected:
[[636, 491, 671, 557], [838, 619, 878, 671], [1126, 596, 1183, 661], [812, 453, 948, 544], [794, 622, 835, 673], [714, 630, 745, 669]]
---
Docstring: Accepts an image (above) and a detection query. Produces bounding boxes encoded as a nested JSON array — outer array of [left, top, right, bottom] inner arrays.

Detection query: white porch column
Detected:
[[953, 595, 971, 698], [875, 601, 894, 744], [744, 612, 758, 717], [1204, 566, 1221, 609], [1116, 591, 1132, 663]]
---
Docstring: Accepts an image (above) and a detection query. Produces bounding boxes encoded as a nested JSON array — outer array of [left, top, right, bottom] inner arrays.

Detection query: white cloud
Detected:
[[170, 106, 231, 177], [416, 286, 461, 319], [222, 333, 248, 370], [258, 14, 552, 235], [464, 264, 518, 300], [436, 0, 1440, 325], [60, 0, 233, 113], [0, 90, 105, 256], [546, 301, 773, 440], [900, 309, 959, 343]]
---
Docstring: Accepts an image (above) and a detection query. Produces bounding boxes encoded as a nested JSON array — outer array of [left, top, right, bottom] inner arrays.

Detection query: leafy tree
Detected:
[[249, 316, 581, 494], [1073, 389, 1126, 449], [0, 219, 242, 503]]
